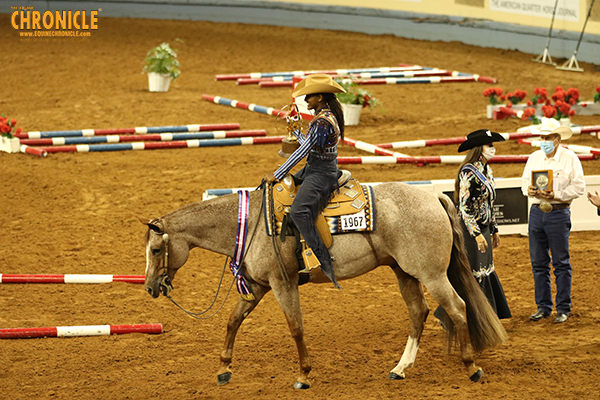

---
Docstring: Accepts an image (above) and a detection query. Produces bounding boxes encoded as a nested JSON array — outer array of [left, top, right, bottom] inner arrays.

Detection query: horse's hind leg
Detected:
[[217, 284, 270, 385], [388, 265, 429, 380], [425, 278, 482, 381]]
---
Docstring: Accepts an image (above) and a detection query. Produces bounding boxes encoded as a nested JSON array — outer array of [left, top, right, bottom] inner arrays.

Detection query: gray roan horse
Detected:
[[141, 182, 507, 389]]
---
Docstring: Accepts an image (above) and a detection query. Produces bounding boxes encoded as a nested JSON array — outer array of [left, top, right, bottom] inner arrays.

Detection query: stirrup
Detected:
[[300, 240, 321, 273]]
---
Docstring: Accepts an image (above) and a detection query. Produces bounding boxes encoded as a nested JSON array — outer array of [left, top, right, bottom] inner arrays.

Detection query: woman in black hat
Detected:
[[437, 129, 512, 323]]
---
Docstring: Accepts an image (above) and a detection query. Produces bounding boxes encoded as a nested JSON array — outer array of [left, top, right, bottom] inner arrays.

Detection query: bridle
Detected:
[[150, 184, 265, 320], [158, 232, 173, 297]]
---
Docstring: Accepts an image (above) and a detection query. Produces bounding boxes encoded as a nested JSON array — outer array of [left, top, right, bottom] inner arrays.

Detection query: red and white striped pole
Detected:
[[239, 68, 452, 85], [215, 65, 425, 81], [20, 144, 47, 157], [0, 324, 163, 339], [0, 274, 145, 284], [375, 131, 542, 149], [343, 137, 410, 158], [337, 154, 596, 165], [339, 75, 497, 85]]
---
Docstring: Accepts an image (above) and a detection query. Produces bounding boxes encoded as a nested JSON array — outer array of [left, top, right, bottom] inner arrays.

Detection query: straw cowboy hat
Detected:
[[292, 74, 346, 97], [458, 129, 506, 152], [530, 117, 573, 140]]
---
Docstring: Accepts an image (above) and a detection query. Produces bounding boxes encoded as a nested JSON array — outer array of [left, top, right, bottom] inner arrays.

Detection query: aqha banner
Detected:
[[489, 0, 579, 22]]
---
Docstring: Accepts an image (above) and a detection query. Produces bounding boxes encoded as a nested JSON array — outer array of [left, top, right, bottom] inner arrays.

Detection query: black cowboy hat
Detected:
[[458, 129, 506, 152]]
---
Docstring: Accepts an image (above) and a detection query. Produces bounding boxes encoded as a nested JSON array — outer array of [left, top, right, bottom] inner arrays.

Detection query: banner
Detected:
[[489, 0, 579, 22]]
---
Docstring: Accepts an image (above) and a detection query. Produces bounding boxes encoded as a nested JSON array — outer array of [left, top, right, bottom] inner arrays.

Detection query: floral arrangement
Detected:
[[484, 87, 528, 105], [594, 86, 600, 103], [521, 108, 540, 125], [528, 87, 548, 105], [483, 87, 504, 105], [336, 80, 379, 108], [506, 89, 527, 105], [538, 86, 578, 120], [143, 43, 180, 80], [0, 115, 21, 139]]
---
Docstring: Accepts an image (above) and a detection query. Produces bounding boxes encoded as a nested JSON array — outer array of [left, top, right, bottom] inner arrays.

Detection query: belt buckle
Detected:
[[539, 202, 553, 213]]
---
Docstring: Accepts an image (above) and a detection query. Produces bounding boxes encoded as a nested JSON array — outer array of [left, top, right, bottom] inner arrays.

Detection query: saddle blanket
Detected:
[[264, 177, 376, 237]]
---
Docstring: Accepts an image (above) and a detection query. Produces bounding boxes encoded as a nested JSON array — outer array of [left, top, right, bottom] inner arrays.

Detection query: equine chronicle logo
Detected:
[[10, 5, 99, 40]]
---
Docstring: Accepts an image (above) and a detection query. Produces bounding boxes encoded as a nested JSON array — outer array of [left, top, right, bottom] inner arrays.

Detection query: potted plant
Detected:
[[335, 80, 379, 126], [0, 115, 21, 153], [143, 43, 180, 92]]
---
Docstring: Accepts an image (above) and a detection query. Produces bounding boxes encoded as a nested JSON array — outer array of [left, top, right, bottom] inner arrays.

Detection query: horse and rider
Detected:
[[140, 73, 507, 389]]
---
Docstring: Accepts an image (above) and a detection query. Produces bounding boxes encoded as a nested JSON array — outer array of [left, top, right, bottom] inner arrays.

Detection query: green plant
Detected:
[[336, 80, 379, 109], [143, 43, 180, 80]]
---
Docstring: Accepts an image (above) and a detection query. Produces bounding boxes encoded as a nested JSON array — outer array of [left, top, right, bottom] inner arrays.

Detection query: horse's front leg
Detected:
[[217, 284, 270, 385], [271, 279, 312, 389]]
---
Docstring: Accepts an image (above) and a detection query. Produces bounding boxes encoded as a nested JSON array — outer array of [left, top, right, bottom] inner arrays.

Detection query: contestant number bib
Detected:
[[340, 210, 366, 230]]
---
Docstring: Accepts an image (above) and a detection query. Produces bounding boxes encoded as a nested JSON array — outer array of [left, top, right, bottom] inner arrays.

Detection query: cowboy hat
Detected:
[[292, 74, 346, 97], [458, 129, 506, 152], [530, 117, 573, 140]]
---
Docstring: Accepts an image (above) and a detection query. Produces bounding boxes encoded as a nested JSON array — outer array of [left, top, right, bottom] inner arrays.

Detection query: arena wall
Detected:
[[2, 0, 599, 64]]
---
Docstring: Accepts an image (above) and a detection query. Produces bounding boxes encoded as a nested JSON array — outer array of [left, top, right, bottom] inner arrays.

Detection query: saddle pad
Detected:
[[264, 179, 376, 236], [325, 184, 376, 234]]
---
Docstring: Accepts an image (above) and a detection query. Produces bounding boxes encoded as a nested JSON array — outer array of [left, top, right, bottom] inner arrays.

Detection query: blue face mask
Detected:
[[540, 141, 555, 154]]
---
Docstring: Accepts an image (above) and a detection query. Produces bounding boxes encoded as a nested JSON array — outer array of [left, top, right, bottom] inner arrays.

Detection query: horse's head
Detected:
[[139, 217, 189, 298]]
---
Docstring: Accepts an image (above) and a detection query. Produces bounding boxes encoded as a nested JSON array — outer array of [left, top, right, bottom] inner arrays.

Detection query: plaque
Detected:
[[532, 170, 553, 191]]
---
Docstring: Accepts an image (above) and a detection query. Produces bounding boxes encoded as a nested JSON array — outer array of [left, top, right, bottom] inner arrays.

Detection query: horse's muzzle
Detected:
[[146, 285, 160, 298], [145, 275, 173, 298]]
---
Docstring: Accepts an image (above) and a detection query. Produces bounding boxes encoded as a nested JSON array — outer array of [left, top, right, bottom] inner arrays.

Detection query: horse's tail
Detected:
[[437, 193, 508, 352]]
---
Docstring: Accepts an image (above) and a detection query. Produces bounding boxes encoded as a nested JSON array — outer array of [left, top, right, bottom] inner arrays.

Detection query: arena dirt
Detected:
[[1, 15, 600, 400]]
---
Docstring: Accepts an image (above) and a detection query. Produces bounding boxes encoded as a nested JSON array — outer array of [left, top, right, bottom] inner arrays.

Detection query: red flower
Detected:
[[16, 127, 22, 134], [542, 105, 556, 118], [0, 114, 21, 139], [521, 108, 536, 120], [483, 87, 504, 105]]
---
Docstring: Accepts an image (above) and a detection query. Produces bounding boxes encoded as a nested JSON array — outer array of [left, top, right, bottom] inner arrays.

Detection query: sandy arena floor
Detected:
[[1, 14, 600, 400]]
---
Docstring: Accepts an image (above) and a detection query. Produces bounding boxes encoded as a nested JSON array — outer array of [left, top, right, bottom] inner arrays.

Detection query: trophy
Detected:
[[278, 103, 303, 158], [532, 170, 553, 212]]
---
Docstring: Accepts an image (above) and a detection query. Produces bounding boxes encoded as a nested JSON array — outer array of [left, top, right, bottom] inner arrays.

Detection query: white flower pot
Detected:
[[559, 117, 571, 127], [0, 136, 20, 153], [342, 103, 363, 126], [147, 72, 172, 92]]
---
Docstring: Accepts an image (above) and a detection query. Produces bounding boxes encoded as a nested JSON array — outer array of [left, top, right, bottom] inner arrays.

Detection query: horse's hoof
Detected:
[[389, 372, 405, 380], [217, 372, 232, 386], [294, 381, 310, 390], [469, 368, 483, 382]]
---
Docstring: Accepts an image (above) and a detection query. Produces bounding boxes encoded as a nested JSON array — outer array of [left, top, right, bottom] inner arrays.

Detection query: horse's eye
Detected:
[[151, 248, 161, 256]]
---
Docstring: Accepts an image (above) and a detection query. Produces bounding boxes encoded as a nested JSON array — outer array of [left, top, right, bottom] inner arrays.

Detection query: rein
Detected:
[[160, 183, 265, 319]]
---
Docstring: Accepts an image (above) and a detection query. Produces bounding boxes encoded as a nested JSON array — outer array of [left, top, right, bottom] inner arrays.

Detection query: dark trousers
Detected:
[[528, 205, 572, 315], [290, 157, 341, 288]]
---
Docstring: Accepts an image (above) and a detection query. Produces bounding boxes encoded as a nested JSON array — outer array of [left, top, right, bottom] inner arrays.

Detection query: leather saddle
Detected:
[[265, 170, 371, 247]]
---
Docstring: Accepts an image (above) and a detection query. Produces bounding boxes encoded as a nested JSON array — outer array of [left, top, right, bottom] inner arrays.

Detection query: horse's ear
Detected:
[[137, 216, 164, 233], [137, 216, 151, 225]]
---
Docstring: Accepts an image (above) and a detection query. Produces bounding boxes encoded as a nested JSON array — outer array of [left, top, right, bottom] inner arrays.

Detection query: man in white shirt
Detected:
[[521, 118, 585, 324]]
